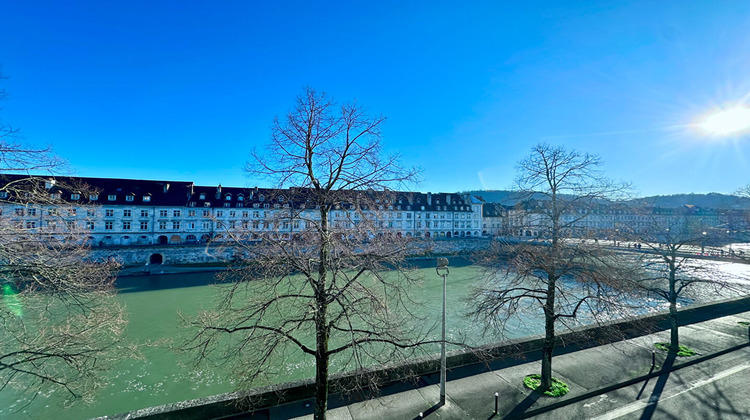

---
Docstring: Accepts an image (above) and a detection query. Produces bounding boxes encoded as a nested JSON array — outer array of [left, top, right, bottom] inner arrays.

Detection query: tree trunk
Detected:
[[314, 206, 330, 420], [668, 260, 679, 352], [540, 277, 556, 391]]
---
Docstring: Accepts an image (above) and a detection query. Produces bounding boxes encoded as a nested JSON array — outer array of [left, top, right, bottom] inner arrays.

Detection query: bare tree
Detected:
[[0, 72, 127, 404], [625, 211, 746, 353], [183, 88, 424, 419], [471, 144, 633, 392]]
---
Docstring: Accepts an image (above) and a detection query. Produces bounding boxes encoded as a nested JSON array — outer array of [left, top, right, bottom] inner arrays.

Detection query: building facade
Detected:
[[0, 175, 483, 246]]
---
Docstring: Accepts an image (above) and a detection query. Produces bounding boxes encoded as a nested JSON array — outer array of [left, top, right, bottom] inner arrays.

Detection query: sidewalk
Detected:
[[258, 311, 750, 419]]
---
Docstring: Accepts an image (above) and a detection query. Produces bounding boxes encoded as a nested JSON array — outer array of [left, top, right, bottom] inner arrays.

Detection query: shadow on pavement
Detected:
[[501, 389, 542, 420], [639, 351, 677, 420]]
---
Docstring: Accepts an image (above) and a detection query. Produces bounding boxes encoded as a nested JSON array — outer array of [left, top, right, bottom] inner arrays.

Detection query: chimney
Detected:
[[427, 192, 432, 206], [446, 194, 451, 205], [44, 178, 56, 190], [215, 184, 222, 199], [163, 183, 170, 193]]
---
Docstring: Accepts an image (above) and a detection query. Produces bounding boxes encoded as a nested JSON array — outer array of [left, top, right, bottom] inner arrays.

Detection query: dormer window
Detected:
[[126, 195, 134, 202], [108, 194, 117, 201], [143, 196, 151, 202], [225, 194, 232, 201], [89, 194, 99, 201], [259, 194, 265, 202], [71, 193, 80, 200], [0, 192, 7, 199], [279, 195, 285, 202], [199, 193, 206, 200], [237, 195, 244, 201]]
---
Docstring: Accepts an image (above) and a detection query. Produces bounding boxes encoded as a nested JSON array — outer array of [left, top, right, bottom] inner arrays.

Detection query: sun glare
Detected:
[[698, 106, 750, 136]]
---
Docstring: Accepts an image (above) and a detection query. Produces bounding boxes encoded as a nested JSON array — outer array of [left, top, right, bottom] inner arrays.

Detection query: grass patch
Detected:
[[654, 342, 697, 357], [738, 321, 750, 327], [523, 374, 570, 397]]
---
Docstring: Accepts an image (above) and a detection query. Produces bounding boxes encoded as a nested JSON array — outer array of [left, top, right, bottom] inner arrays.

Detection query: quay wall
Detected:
[[99, 294, 750, 420], [90, 238, 493, 268]]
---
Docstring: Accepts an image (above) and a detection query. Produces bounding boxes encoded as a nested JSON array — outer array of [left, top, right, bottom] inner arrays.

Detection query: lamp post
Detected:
[[436, 257, 449, 406], [701, 231, 707, 255]]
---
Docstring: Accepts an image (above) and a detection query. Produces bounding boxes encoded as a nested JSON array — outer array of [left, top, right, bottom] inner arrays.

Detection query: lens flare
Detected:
[[698, 106, 750, 136]]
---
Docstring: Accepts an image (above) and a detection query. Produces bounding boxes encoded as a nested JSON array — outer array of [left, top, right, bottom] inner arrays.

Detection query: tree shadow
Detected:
[[500, 388, 543, 419], [639, 351, 677, 419]]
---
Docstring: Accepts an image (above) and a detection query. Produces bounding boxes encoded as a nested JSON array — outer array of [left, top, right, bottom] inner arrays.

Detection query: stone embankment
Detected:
[[94, 238, 492, 275]]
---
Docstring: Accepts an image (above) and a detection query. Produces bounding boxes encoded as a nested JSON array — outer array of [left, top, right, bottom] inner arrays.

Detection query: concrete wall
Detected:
[[91, 238, 492, 267], [98, 294, 750, 420]]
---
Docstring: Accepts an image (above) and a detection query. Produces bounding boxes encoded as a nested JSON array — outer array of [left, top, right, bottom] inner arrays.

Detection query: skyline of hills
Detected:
[[465, 190, 750, 210]]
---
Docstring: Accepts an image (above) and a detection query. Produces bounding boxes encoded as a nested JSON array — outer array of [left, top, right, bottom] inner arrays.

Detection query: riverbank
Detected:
[[96, 295, 750, 419]]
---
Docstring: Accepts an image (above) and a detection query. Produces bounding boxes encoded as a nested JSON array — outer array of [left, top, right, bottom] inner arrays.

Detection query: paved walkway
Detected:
[[252, 311, 750, 419]]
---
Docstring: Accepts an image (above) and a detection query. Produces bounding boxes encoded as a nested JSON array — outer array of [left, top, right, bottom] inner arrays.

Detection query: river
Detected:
[[2, 256, 749, 419]]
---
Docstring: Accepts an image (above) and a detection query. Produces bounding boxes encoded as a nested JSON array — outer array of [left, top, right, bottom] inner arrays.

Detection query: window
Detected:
[[126, 195, 134, 202], [202, 210, 210, 217], [173, 210, 181, 217], [172, 221, 180, 229], [105, 209, 114, 217], [199, 193, 206, 200], [204, 202, 211, 207], [141, 210, 149, 218], [223, 203, 230, 208], [188, 222, 195, 229], [26, 221, 36, 229], [217, 211, 223, 217], [189, 201, 195, 207], [237, 195, 244, 201], [253, 210, 260, 218], [87, 209, 95, 217], [229, 211, 236, 218], [242, 211, 249, 218], [140, 221, 149, 230], [123, 221, 131, 230], [15, 208, 24, 216], [203, 221, 211, 229], [71, 193, 80, 200], [0, 192, 7, 199], [159, 221, 167, 230], [159, 210, 168, 217], [225, 194, 231, 201], [28, 208, 37, 216], [259, 194, 265, 201], [188, 210, 196, 217], [68, 209, 76, 216], [123, 210, 132, 217], [105, 221, 113, 230], [89, 194, 99, 201], [229, 221, 236, 229], [108, 194, 117, 201], [143, 196, 151, 202]]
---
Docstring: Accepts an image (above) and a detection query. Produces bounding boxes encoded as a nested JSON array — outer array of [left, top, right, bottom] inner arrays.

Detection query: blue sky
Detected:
[[2, 1, 749, 196]]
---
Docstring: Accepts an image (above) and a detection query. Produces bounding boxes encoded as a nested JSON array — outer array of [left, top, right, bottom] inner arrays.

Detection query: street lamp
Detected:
[[436, 257, 449, 406], [701, 231, 707, 255]]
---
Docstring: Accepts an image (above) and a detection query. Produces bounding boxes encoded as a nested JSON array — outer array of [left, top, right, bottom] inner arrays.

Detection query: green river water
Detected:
[[3, 257, 748, 419], [2, 262, 513, 419]]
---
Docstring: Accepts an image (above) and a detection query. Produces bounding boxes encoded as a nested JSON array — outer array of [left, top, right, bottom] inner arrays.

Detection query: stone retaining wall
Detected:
[[91, 238, 492, 267], [98, 294, 750, 420]]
